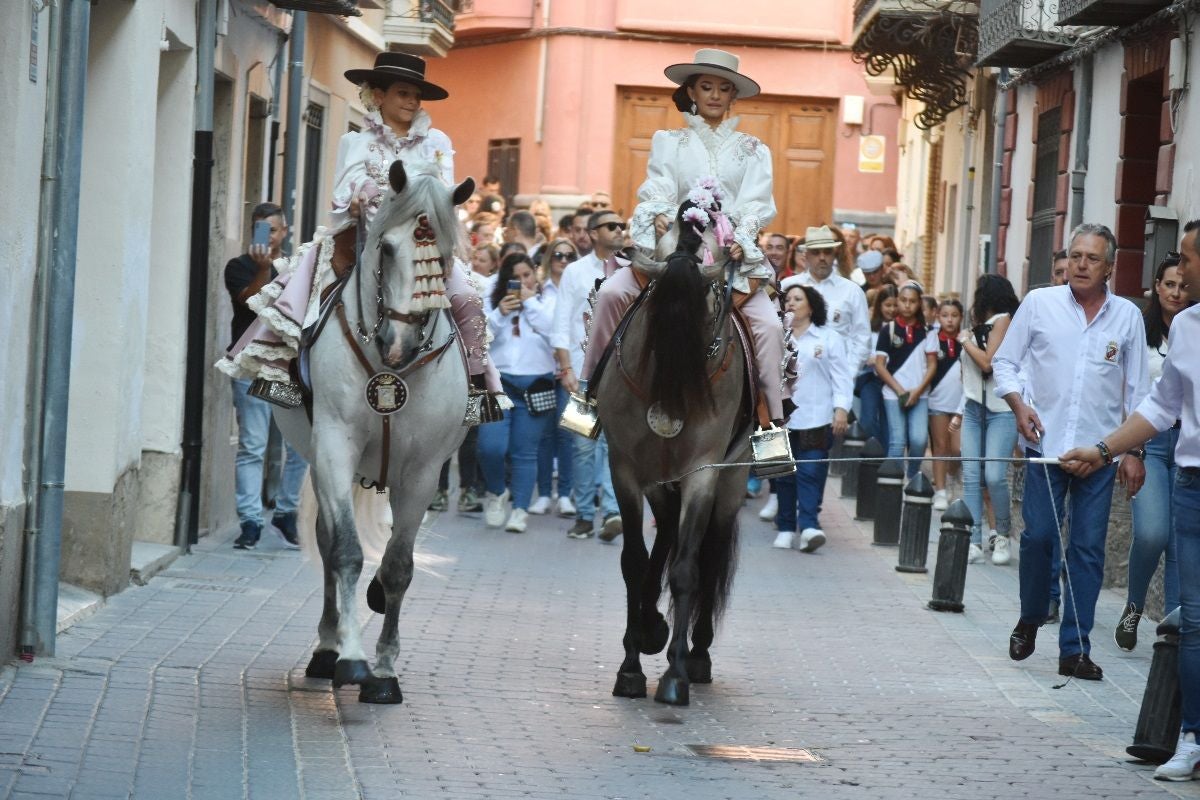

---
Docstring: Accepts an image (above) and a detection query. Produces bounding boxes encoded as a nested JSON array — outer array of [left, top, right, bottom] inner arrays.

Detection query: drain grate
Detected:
[[169, 581, 248, 594], [686, 745, 825, 763]]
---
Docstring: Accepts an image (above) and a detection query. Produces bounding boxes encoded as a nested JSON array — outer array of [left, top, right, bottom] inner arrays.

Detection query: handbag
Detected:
[[522, 377, 558, 416]]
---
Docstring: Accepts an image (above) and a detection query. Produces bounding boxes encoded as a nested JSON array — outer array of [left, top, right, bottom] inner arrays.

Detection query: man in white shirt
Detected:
[[551, 210, 625, 540], [791, 226, 871, 373], [1061, 219, 1200, 780], [992, 223, 1149, 681]]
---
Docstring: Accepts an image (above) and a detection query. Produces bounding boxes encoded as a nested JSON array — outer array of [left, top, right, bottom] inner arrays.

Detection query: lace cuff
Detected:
[[733, 214, 765, 266], [631, 200, 676, 254]]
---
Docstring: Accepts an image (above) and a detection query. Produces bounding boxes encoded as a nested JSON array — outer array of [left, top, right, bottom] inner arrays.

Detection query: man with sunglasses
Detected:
[[551, 210, 627, 540]]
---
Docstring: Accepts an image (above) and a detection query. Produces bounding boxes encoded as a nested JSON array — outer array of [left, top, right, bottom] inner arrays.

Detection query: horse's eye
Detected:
[[380, 239, 396, 258]]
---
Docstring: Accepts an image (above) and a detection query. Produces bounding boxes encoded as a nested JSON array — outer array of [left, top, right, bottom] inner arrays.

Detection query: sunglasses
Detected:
[[592, 221, 626, 233], [551, 251, 576, 262]]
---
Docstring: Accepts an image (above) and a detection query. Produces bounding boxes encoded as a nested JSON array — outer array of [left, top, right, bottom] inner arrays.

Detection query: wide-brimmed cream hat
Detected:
[[664, 49, 760, 99], [803, 225, 840, 250]]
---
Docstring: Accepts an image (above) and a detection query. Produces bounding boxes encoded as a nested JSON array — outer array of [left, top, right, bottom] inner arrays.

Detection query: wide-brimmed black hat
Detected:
[[345, 52, 448, 101]]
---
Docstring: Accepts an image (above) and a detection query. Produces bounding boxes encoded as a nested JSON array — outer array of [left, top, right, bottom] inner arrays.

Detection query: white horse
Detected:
[[274, 160, 475, 704]]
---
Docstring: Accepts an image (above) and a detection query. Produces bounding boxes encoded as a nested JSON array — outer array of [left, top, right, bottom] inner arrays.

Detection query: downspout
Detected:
[[988, 68, 1011, 273], [174, 0, 217, 551], [534, 0, 550, 144], [281, 11, 306, 253], [1069, 56, 1093, 232], [957, 112, 976, 296], [21, 0, 91, 658]]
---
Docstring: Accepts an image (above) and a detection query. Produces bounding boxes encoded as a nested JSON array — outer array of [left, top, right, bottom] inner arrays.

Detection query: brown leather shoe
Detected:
[[1058, 653, 1103, 681], [1009, 621, 1038, 661]]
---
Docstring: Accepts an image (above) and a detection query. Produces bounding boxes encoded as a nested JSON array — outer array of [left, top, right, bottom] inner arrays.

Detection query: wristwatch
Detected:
[[1127, 447, 1146, 461]]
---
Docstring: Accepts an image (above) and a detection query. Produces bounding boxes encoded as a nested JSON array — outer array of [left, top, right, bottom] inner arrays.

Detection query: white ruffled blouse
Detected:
[[631, 113, 777, 293], [329, 108, 455, 229]]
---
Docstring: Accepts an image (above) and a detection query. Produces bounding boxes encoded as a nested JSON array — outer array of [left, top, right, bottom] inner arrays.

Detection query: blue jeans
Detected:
[[536, 383, 574, 499], [1128, 426, 1180, 611], [477, 372, 556, 510], [1018, 451, 1117, 657], [960, 400, 1016, 545], [855, 370, 889, 451], [572, 431, 618, 521], [775, 430, 831, 532], [883, 397, 928, 479], [231, 378, 308, 526], [1174, 467, 1200, 734]]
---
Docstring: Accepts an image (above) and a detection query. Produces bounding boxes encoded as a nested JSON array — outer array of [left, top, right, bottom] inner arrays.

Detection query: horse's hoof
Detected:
[[331, 659, 372, 688], [639, 615, 669, 655], [358, 675, 403, 705], [366, 576, 385, 614], [304, 650, 339, 680], [612, 671, 647, 698], [685, 655, 712, 684], [654, 675, 690, 706]]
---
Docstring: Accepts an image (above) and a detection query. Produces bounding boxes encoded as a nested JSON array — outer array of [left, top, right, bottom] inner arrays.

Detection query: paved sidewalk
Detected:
[[0, 481, 1196, 800]]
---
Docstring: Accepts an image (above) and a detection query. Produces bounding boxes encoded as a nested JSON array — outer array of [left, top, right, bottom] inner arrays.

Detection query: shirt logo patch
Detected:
[[1104, 341, 1118, 363], [813, 344, 823, 359], [832, 310, 842, 324]]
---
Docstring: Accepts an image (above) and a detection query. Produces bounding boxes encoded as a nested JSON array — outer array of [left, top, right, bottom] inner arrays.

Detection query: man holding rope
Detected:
[[1061, 218, 1200, 779], [992, 223, 1149, 681]]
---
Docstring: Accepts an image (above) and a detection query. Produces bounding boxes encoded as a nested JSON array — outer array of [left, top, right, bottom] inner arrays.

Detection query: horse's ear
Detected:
[[388, 161, 408, 194], [452, 177, 475, 207]]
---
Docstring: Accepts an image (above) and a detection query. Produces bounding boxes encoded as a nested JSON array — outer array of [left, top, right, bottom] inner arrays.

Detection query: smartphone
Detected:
[[506, 279, 521, 300], [252, 220, 271, 249]]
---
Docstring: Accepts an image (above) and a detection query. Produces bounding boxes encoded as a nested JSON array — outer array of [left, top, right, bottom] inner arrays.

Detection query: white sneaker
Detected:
[[932, 489, 949, 511], [758, 495, 778, 521], [798, 528, 826, 553], [556, 495, 576, 517], [992, 535, 1011, 565], [772, 531, 794, 549], [968, 543, 984, 564], [504, 508, 528, 533], [1155, 732, 1200, 781], [483, 490, 509, 528], [528, 496, 552, 515]]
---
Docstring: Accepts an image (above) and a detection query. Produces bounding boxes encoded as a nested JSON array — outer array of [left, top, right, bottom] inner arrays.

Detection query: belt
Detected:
[[1183, 466, 1200, 477]]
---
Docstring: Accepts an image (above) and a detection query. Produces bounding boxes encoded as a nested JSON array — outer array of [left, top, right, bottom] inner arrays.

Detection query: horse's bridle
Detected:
[[705, 259, 738, 362]]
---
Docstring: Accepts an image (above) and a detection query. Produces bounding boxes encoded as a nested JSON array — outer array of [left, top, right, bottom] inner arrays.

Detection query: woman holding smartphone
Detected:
[[477, 253, 557, 533]]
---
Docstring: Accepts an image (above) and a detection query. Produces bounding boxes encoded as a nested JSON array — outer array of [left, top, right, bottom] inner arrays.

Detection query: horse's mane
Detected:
[[373, 161, 461, 270]]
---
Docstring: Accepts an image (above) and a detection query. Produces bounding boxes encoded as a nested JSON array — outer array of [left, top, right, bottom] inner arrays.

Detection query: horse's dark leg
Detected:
[[687, 473, 743, 685], [611, 467, 648, 698], [305, 516, 341, 680], [639, 486, 679, 656], [656, 474, 718, 706]]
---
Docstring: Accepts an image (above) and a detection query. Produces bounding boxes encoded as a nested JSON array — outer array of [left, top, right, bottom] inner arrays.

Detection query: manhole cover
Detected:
[[686, 745, 825, 763]]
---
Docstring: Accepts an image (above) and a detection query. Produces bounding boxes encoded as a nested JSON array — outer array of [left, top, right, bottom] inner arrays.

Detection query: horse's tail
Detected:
[[694, 499, 739, 627], [641, 252, 714, 421]]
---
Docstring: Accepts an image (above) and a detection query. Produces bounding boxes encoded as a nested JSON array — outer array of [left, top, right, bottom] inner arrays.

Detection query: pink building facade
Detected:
[[423, 0, 898, 237]]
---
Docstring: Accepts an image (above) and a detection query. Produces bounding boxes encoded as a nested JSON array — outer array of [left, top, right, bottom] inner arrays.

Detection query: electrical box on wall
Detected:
[[1144, 206, 1178, 291], [842, 95, 865, 126], [1169, 38, 1186, 92]]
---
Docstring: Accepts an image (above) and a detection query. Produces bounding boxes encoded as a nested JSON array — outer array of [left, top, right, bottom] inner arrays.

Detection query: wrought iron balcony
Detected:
[[1058, 0, 1170, 26], [269, 0, 361, 16], [978, 0, 1077, 67], [383, 0, 457, 56], [852, 0, 979, 130]]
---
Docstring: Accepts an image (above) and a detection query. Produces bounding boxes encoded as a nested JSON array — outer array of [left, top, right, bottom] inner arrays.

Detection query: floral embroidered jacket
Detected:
[[631, 112, 777, 293]]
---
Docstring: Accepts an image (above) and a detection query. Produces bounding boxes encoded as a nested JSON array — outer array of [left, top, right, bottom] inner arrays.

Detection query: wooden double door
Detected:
[[612, 88, 837, 237]]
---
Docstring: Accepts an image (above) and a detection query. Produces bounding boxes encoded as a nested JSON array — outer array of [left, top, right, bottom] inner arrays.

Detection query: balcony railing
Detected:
[[383, 0, 456, 56], [269, 0, 361, 16], [1058, 0, 1170, 26], [852, 0, 979, 129], [977, 0, 1077, 67]]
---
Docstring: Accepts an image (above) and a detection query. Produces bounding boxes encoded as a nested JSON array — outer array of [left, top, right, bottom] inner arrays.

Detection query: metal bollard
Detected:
[[840, 421, 866, 497], [854, 437, 885, 520], [896, 472, 934, 572], [871, 459, 905, 546], [928, 499, 973, 612], [1127, 607, 1183, 764]]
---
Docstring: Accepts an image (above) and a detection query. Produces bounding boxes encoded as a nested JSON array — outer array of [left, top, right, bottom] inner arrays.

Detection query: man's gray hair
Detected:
[[1069, 223, 1117, 264]]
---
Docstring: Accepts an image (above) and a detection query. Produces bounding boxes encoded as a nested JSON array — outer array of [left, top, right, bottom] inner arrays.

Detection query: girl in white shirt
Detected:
[[874, 281, 937, 479], [476, 254, 557, 533]]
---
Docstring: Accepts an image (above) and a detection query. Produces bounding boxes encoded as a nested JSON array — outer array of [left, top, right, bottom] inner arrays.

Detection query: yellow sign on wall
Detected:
[[858, 135, 886, 173]]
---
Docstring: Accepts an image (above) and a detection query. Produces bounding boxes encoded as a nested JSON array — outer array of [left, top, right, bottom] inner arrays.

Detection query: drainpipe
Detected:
[[1069, 56, 1093, 232], [988, 68, 1011, 273], [534, 0, 550, 144], [957, 116, 977, 296], [280, 11, 306, 252], [19, 0, 91, 659], [174, 0, 217, 551]]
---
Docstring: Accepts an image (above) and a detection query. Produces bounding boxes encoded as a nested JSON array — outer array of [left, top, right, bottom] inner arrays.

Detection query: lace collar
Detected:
[[364, 108, 433, 148], [683, 112, 742, 150]]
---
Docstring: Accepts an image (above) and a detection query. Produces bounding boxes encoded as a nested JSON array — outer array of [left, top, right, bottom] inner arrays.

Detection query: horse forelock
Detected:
[[372, 166, 461, 269]]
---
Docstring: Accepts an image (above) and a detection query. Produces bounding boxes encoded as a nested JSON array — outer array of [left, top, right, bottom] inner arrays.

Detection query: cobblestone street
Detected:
[[1, 483, 1197, 800]]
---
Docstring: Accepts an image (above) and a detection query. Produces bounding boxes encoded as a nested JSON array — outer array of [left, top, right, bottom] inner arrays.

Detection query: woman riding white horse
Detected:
[[582, 49, 786, 429]]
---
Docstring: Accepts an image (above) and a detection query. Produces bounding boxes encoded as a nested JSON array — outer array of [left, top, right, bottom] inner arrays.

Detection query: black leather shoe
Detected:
[[1009, 621, 1038, 661], [1058, 653, 1103, 681]]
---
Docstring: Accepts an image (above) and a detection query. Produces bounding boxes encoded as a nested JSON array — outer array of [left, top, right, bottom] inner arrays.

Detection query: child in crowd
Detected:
[[856, 284, 899, 450], [873, 281, 937, 479], [927, 299, 963, 509]]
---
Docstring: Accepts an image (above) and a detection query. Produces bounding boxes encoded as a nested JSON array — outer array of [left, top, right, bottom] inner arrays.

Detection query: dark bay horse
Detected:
[[594, 207, 754, 706]]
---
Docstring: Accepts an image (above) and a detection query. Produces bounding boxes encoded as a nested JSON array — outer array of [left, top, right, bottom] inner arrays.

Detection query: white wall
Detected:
[[1168, 31, 1200, 222], [1005, 85, 1035, 295], [0, 3, 48, 506], [1080, 47, 1122, 234]]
